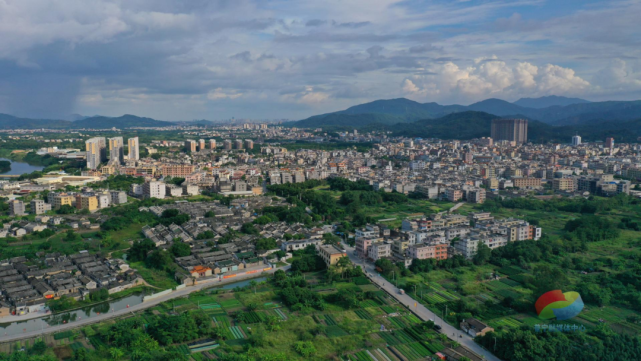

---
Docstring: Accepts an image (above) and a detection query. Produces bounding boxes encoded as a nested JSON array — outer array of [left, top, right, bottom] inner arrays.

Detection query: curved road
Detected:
[[344, 242, 500, 361], [0, 266, 289, 344]]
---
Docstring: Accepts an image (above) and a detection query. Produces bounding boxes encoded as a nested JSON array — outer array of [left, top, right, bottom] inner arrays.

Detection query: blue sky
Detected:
[[0, 0, 639, 120]]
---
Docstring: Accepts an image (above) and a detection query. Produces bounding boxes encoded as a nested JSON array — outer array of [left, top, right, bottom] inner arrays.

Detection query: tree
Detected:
[[146, 250, 173, 270], [532, 265, 569, 296], [473, 242, 491, 265], [250, 280, 257, 294], [294, 341, 316, 357], [170, 242, 191, 257], [127, 239, 157, 262], [109, 347, 124, 360], [64, 230, 80, 242], [204, 210, 215, 218]]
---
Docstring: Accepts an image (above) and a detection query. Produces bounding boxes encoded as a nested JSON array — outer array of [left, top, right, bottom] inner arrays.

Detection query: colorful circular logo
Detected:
[[535, 290, 584, 320]]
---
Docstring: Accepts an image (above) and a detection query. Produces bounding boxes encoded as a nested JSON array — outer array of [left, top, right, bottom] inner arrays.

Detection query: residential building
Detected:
[[143, 181, 166, 199], [572, 135, 581, 146], [75, 194, 99, 212], [460, 318, 494, 337], [128, 137, 139, 160], [185, 140, 197, 152], [30, 199, 50, 215], [110, 191, 127, 205], [367, 242, 391, 261], [407, 243, 448, 260], [85, 137, 106, 169], [223, 140, 232, 150], [108, 137, 124, 164], [317, 244, 347, 266], [553, 178, 576, 192], [244, 139, 254, 150], [512, 177, 542, 189], [209, 139, 216, 149], [491, 118, 528, 144], [9, 200, 26, 216]]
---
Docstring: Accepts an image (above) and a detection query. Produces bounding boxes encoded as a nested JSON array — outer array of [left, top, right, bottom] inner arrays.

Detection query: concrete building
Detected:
[[185, 140, 197, 152], [209, 139, 216, 149], [30, 199, 50, 215], [75, 194, 99, 212], [85, 137, 106, 170], [234, 139, 243, 150], [407, 243, 448, 260], [198, 139, 206, 151], [223, 140, 232, 150], [9, 200, 26, 216], [110, 190, 127, 205], [512, 177, 542, 189], [553, 178, 576, 192], [317, 244, 347, 266], [108, 137, 124, 164], [355, 238, 374, 257], [491, 118, 528, 144], [128, 137, 139, 161], [572, 135, 582, 146], [244, 139, 254, 150], [367, 242, 391, 261], [143, 181, 166, 199]]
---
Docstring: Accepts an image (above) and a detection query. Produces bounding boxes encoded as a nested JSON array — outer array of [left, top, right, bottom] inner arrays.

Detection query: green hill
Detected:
[[70, 114, 174, 129], [0, 113, 71, 129]]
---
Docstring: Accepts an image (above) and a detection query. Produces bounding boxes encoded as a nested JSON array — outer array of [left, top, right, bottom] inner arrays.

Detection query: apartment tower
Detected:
[[490, 119, 528, 144]]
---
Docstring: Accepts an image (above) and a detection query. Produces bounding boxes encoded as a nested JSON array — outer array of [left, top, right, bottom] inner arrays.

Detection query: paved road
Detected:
[[449, 202, 466, 213], [344, 243, 500, 361], [0, 266, 289, 344]]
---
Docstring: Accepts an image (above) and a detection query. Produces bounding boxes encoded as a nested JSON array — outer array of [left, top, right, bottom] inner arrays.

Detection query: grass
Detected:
[[129, 261, 178, 289]]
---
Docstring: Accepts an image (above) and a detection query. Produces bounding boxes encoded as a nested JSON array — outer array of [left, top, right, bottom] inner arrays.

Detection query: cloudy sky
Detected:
[[0, 0, 639, 121]]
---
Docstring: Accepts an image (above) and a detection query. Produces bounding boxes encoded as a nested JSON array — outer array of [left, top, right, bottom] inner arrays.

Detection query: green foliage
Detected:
[[290, 254, 326, 273], [476, 326, 641, 361], [145, 249, 173, 270], [254, 237, 277, 251], [89, 288, 109, 302], [127, 239, 157, 262], [147, 313, 211, 345], [564, 215, 620, 243], [293, 341, 316, 357], [159, 209, 190, 226], [170, 242, 191, 257], [241, 222, 259, 235]]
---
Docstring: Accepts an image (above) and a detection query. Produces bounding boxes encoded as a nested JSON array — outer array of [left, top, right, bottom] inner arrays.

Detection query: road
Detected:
[[0, 265, 289, 344], [344, 242, 500, 361], [449, 202, 466, 213]]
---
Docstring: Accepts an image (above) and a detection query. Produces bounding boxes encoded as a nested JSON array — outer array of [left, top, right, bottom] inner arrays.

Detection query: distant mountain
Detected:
[[514, 95, 590, 109], [466, 98, 531, 117], [0, 113, 70, 129], [289, 97, 641, 128], [70, 114, 174, 129]]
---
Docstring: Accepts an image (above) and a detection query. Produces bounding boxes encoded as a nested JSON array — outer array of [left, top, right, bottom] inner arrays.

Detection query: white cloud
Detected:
[[207, 88, 243, 100], [402, 60, 591, 102]]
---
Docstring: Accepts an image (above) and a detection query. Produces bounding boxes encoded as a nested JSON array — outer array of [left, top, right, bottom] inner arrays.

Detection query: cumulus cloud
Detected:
[[402, 59, 591, 102], [207, 88, 243, 100]]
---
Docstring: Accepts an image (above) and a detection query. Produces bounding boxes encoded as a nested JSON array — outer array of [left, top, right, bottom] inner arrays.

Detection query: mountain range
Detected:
[[0, 113, 173, 130], [2, 95, 641, 143], [290, 96, 641, 128]]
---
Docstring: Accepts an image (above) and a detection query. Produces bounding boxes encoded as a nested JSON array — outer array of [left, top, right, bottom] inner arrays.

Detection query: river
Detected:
[[0, 158, 44, 175], [0, 276, 268, 337]]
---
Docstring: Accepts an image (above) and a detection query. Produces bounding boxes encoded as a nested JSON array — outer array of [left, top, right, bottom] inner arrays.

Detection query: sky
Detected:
[[0, 0, 639, 121]]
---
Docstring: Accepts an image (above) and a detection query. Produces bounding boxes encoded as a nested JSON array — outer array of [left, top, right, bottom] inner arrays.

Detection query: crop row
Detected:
[[355, 309, 373, 320], [325, 314, 338, 326], [228, 326, 245, 339], [326, 325, 348, 338], [394, 342, 431, 361], [213, 316, 231, 327]]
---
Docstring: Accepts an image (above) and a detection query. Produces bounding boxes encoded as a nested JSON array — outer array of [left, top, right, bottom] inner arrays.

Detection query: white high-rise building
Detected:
[[128, 137, 140, 161], [108, 137, 124, 164], [143, 181, 166, 199], [86, 137, 106, 170], [572, 135, 582, 146]]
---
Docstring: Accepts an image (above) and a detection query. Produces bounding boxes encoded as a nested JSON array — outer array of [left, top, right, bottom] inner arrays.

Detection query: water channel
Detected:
[[0, 276, 268, 337]]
